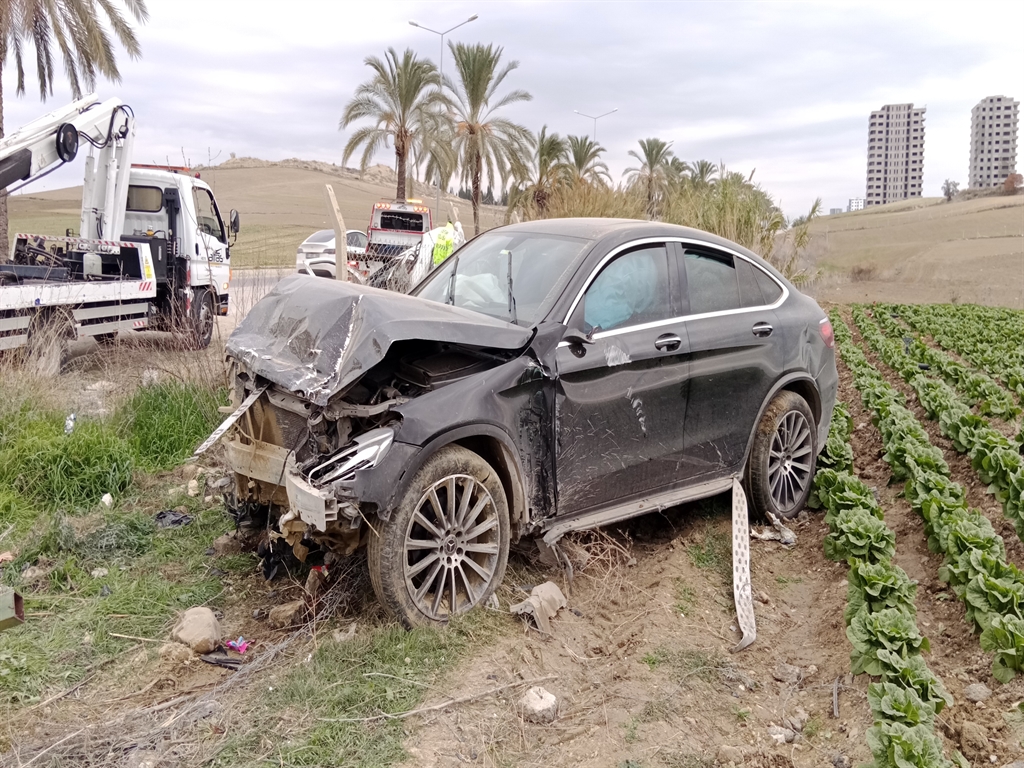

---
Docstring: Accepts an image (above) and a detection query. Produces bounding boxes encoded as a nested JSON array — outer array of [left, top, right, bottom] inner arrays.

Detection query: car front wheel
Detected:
[[746, 390, 816, 519], [368, 445, 510, 628]]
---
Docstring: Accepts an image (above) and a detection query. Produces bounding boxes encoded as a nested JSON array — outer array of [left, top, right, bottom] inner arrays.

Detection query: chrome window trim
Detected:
[[558, 237, 789, 345]]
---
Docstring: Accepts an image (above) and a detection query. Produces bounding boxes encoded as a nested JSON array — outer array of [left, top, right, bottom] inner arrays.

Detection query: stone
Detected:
[[211, 532, 242, 557], [178, 463, 201, 481], [960, 721, 988, 756], [520, 686, 558, 724], [268, 599, 306, 629], [158, 642, 192, 664], [786, 707, 810, 732], [755, 590, 771, 605], [101, 493, 113, 508], [831, 756, 851, 768], [21, 565, 49, 582], [90, 567, 109, 578], [963, 682, 992, 702], [772, 662, 802, 684], [187, 479, 200, 497], [717, 745, 744, 765], [768, 724, 796, 744], [171, 607, 222, 654]]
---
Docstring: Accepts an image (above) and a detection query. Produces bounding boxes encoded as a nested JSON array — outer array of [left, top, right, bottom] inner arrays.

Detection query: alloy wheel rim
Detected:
[[767, 410, 813, 514], [403, 474, 500, 621]]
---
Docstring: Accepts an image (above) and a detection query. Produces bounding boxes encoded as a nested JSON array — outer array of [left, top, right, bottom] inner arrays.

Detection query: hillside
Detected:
[[8, 160, 1023, 307], [807, 194, 1024, 308], [6, 158, 507, 267]]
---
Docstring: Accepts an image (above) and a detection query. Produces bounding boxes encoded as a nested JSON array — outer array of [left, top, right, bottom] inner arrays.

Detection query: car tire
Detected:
[[182, 288, 215, 350], [367, 444, 510, 628], [746, 390, 816, 520]]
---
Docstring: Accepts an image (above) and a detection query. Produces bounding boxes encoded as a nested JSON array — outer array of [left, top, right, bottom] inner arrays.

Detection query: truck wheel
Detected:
[[183, 289, 215, 350], [25, 310, 74, 377], [745, 391, 817, 520], [367, 445, 510, 628]]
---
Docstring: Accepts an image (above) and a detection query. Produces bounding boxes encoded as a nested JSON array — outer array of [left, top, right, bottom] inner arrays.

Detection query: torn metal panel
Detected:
[[225, 275, 532, 406]]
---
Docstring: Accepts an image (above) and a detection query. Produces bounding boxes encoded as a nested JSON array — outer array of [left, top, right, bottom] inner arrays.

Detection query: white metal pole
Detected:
[[436, 33, 444, 226]]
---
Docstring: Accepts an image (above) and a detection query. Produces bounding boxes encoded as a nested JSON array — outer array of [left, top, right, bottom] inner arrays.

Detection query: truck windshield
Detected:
[[413, 232, 590, 326], [379, 211, 424, 232]]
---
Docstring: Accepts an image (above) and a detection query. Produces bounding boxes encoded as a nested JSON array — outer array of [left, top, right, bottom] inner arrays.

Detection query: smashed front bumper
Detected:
[[224, 427, 396, 532]]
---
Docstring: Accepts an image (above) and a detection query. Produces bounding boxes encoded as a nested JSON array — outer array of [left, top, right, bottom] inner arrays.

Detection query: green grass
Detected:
[[210, 611, 508, 767], [639, 646, 727, 684], [0, 383, 235, 704], [686, 529, 731, 581], [118, 381, 225, 471], [673, 579, 697, 615]]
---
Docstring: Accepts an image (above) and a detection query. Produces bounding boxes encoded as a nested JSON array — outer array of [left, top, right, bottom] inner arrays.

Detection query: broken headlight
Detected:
[[306, 427, 395, 487]]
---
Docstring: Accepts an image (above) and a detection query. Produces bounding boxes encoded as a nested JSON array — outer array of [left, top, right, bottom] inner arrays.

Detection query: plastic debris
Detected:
[[64, 413, 76, 434], [510, 581, 566, 634], [200, 651, 241, 670], [750, 509, 797, 548], [730, 477, 757, 652], [154, 508, 193, 528], [226, 636, 249, 653]]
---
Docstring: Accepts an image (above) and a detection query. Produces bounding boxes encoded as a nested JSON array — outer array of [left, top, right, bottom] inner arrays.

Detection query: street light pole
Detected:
[[574, 107, 618, 141], [409, 14, 478, 226]]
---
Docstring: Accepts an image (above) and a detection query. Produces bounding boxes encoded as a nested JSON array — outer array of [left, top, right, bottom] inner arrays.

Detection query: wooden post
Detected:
[[323, 184, 348, 282]]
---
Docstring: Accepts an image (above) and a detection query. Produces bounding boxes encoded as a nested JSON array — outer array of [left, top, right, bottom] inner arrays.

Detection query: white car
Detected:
[[296, 229, 368, 279]]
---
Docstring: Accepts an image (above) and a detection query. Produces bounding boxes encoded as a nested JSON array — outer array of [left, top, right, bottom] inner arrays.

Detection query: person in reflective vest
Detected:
[[432, 220, 456, 265]]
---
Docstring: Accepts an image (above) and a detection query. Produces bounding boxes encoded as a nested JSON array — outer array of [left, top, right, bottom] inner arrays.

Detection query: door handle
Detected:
[[752, 322, 773, 338], [654, 333, 682, 352]]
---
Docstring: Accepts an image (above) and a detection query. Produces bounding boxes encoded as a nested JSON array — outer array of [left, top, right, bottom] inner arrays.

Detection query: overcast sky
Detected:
[[4, 0, 1022, 217]]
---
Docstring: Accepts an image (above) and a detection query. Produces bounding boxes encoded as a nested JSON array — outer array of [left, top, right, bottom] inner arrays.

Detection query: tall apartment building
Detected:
[[969, 95, 1019, 188], [848, 198, 865, 212], [865, 104, 926, 206]]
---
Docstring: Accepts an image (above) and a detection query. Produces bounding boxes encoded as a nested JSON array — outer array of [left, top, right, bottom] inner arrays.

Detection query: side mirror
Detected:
[[563, 328, 594, 346], [229, 209, 240, 235]]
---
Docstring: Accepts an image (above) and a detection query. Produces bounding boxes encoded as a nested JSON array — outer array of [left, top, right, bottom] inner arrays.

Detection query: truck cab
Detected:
[[366, 199, 432, 258]]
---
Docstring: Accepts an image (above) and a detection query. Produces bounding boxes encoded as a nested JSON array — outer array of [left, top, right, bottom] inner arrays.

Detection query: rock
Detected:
[[755, 590, 771, 604], [101, 493, 113, 508], [963, 682, 992, 702], [305, 568, 327, 598], [960, 721, 988, 756], [806, 665, 818, 677], [520, 686, 558, 723], [268, 599, 306, 629], [786, 707, 810, 732], [21, 565, 49, 582], [831, 756, 851, 768], [159, 642, 192, 664], [773, 662, 802, 684], [171, 607, 222, 654], [187, 479, 200, 497], [717, 745, 744, 765], [211, 532, 242, 557], [90, 567, 108, 578], [768, 724, 796, 744]]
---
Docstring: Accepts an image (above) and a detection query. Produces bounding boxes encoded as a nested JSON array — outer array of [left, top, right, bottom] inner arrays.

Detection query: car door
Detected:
[[553, 242, 691, 517], [676, 243, 785, 479]]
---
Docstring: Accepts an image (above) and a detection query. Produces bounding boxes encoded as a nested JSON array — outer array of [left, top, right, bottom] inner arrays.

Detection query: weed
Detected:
[[642, 646, 727, 684], [673, 578, 697, 615], [803, 715, 823, 738], [660, 754, 713, 768], [686, 530, 730, 580], [731, 706, 751, 722], [639, 699, 670, 723], [620, 760, 644, 768], [641, 649, 667, 669], [776, 575, 804, 586], [624, 718, 639, 743], [118, 382, 225, 471]]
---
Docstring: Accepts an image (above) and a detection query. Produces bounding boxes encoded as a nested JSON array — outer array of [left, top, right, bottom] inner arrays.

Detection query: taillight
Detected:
[[819, 317, 835, 349]]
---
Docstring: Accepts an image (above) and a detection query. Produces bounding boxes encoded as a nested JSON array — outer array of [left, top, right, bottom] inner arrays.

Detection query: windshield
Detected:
[[413, 231, 590, 326]]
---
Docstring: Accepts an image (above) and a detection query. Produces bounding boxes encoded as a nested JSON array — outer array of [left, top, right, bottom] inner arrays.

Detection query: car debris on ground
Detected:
[[510, 581, 567, 634]]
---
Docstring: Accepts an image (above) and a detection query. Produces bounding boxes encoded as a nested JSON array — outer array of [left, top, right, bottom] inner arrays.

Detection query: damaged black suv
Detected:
[[217, 219, 837, 627]]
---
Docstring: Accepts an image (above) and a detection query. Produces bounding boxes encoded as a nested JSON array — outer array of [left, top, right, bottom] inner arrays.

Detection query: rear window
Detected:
[[379, 211, 424, 232], [126, 185, 163, 212], [306, 229, 335, 244]]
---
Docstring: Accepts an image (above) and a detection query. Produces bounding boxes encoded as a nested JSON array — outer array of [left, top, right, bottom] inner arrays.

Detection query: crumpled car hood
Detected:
[[226, 274, 533, 406]]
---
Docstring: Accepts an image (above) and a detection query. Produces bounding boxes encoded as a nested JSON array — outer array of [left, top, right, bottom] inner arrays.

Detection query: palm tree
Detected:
[[507, 125, 564, 215], [340, 47, 448, 202], [445, 41, 533, 235], [688, 159, 718, 187], [0, 0, 148, 253], [564, 135, 609, 185], [623, 138, 675, 219]]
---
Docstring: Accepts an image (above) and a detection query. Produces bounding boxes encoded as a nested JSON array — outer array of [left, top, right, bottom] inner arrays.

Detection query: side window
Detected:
[[347, 231, 367, 248], [193, 188, 225, 241], [753, 266, 783, 304], [126, 185, 163, 212], [735, 258, 766, 308], [582, 245, 670, 333], [683, 249, 740, 315]]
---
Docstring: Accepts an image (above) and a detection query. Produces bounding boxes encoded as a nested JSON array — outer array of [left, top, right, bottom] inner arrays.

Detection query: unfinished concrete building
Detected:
[[969, 95, 1019, 189], [865, 104, 926, 206]]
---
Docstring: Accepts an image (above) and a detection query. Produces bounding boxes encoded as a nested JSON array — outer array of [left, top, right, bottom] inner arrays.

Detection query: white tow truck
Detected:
[[0, 95, 238, 372]]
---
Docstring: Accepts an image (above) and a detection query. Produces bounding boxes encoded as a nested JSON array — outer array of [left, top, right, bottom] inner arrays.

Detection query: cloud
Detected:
[[3, 0, 1021, 217]]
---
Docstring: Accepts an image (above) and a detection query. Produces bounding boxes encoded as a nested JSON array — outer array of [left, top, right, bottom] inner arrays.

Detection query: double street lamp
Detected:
[[409, 14, 478, 224], [574, 107, 618, 141]]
